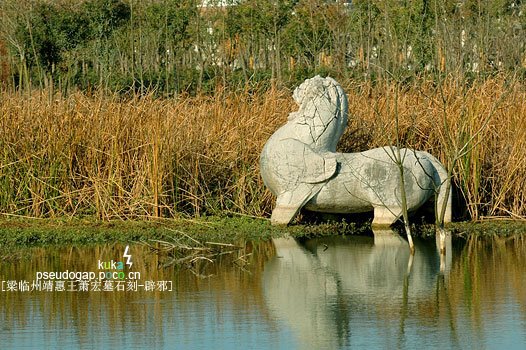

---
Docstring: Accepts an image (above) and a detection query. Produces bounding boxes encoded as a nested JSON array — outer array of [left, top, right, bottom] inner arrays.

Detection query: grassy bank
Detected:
[[1, 216, 525, 252], [1, 77, 526, 221], [0, 215, 373, 249], [0, 216, 278, 248]]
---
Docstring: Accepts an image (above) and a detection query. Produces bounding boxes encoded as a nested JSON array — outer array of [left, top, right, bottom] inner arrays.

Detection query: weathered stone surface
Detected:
[[260, 75, 451, 225]]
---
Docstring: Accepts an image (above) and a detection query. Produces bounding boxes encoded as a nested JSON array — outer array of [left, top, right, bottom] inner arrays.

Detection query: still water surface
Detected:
[[1, 232, 525, 349]]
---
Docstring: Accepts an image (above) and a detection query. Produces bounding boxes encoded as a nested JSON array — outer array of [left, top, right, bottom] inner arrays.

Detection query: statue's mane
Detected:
[[290, 75, 348, 126]]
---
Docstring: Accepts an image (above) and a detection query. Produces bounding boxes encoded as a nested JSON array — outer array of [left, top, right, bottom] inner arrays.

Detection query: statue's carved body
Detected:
[[260, 76, 452, 226]]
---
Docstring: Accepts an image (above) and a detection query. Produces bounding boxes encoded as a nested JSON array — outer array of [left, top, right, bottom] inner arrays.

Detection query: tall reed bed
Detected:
[[0, 88, 292, 219], [1, 78, 525, 220], [342, 78, 526, 220]]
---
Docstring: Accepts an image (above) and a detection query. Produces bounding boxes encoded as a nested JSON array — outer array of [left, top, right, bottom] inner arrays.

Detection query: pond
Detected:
[[1, 231, 525, 349]]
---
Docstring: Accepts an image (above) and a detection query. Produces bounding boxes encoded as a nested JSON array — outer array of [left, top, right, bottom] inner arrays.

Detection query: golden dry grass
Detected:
[[0, 78, 525, 220], [342, 78, 526, 220]]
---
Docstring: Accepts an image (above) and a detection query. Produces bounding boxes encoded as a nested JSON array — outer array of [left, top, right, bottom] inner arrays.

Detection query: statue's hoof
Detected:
[[270, 206, 300, 226]]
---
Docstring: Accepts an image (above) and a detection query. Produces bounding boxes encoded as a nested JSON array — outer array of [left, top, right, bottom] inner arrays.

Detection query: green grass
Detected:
[[0, 216, 271, 248], [448, 220, 526, 238], [0, 214, 380, 252], [1, 215, 525, 251]]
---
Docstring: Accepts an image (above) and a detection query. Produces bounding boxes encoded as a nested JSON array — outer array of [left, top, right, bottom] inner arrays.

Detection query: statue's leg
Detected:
[[372, 206, 400, 227], [433, 181, 453, 225], [271, 205, 302, 226], [271, 184, 321, 225], [424, 152, 453, 224], [438, 187, 452, 223]]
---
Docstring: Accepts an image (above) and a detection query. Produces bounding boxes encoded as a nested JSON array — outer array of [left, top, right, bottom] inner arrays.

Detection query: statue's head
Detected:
[[288, 76, 348, 151], [292, 75, 325, 107], [290, 75, 343, 109]]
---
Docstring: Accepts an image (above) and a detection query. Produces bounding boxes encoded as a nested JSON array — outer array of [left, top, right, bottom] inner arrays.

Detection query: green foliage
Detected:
[[143, 0, 195, 50], [3, 0, 526, 93], [282, 1, 331, 59], [16, 3, 90, 69], [83, 0, 131, 39]]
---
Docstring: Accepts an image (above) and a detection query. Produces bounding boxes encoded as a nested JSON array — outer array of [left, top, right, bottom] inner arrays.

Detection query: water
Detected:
[[1, 232, 525, 349]]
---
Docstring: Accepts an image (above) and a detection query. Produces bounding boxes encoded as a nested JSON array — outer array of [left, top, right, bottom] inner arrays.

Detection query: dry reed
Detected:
[[1, 78, 525, 220]]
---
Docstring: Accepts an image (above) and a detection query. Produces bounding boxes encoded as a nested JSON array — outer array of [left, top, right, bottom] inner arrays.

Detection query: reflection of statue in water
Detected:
[[260, 76, 452, 226], [263, 232, 452, 348]]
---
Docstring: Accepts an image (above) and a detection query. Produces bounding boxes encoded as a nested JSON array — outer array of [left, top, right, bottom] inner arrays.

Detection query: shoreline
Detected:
[[1, 216, 525, 250]]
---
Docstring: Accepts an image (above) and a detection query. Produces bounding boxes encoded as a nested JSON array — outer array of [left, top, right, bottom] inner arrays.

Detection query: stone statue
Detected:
[[260, 75, 452, 226]]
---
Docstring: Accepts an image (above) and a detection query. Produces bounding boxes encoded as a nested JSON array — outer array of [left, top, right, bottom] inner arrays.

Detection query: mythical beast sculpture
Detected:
[[260, 75, 451, 226]]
